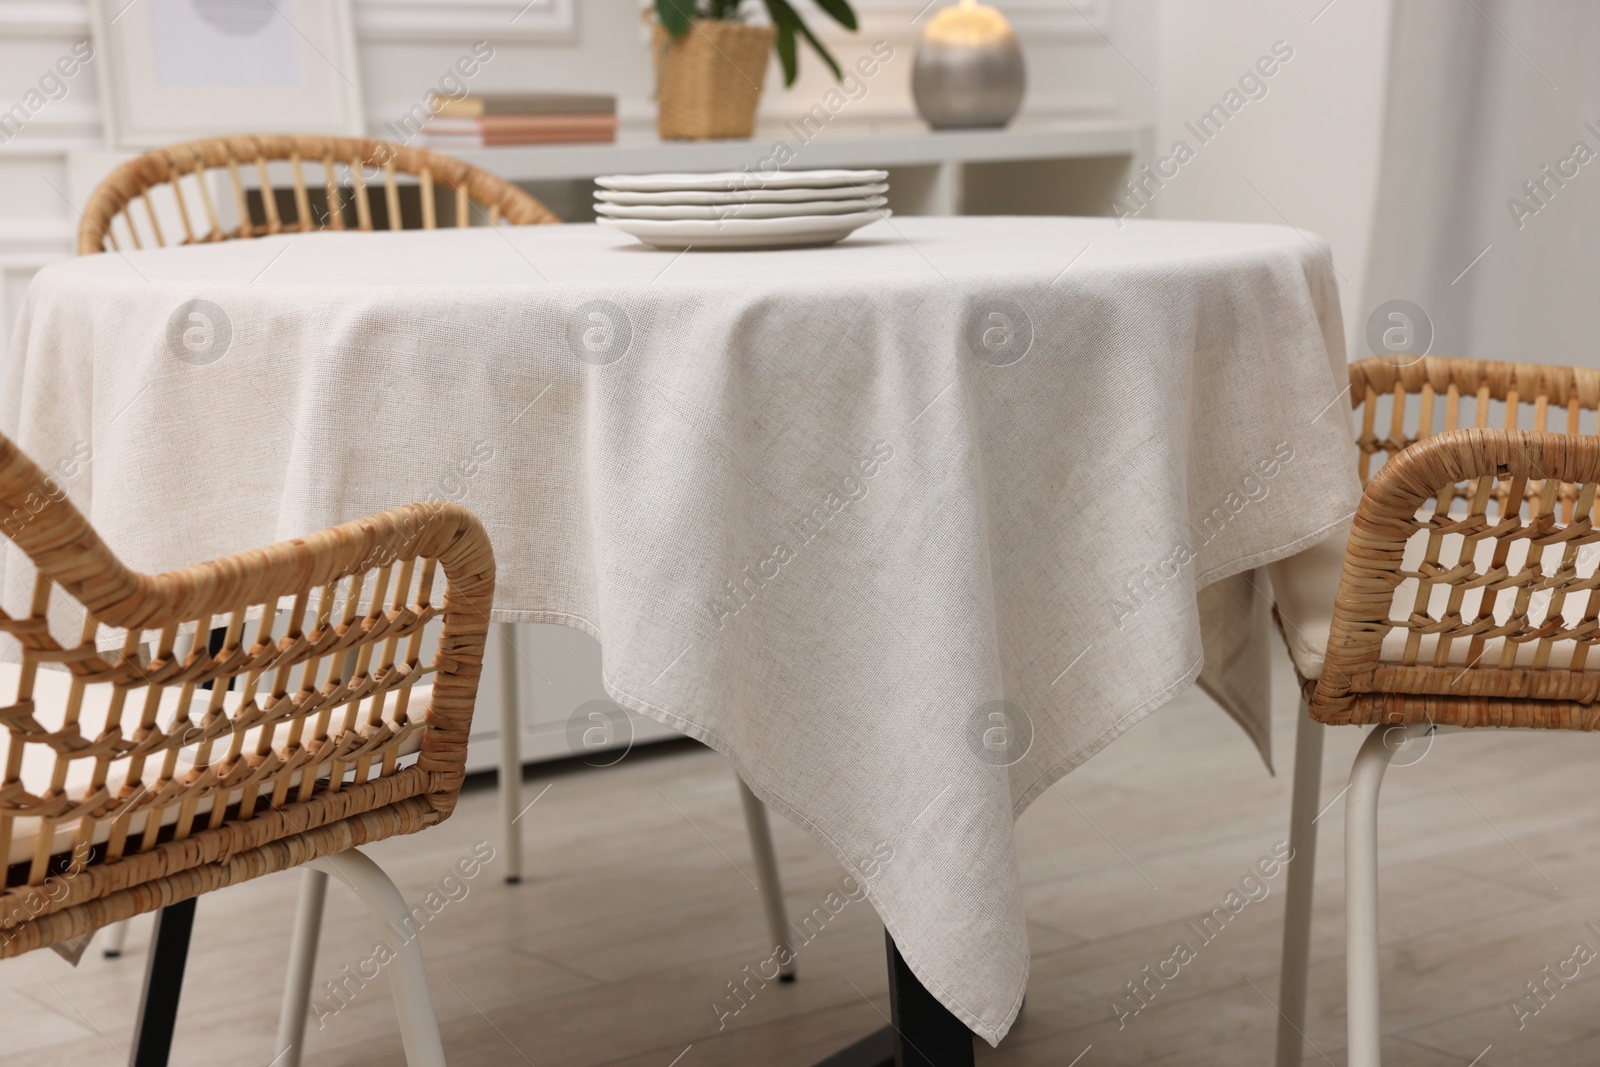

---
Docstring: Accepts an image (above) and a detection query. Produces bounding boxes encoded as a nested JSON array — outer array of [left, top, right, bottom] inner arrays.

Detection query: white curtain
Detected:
[[1363, 0, 1600, 365]]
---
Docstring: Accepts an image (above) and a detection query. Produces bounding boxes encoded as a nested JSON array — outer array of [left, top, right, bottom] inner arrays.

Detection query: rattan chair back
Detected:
[[0, 432, 494, 957], [79, 134, 558, 255], [1313, 356, 1600, 727]]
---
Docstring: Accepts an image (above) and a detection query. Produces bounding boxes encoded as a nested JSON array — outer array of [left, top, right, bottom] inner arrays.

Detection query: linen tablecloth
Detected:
[[3, 217, 1359, 1043]]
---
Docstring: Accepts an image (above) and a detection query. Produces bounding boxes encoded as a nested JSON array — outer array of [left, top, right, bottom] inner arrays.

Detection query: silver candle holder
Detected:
[[912, 0, 1026, 130]]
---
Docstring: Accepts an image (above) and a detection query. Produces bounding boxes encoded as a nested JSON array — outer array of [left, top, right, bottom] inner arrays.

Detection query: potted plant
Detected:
[[652, 0, 859, 140]]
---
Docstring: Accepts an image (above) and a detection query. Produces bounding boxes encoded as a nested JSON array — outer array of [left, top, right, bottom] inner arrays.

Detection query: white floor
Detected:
[[5, 645, 1598, 1066]]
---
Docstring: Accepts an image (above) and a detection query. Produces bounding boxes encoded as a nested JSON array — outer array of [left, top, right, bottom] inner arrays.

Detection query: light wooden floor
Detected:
[[8, 646, 1600, 1066]]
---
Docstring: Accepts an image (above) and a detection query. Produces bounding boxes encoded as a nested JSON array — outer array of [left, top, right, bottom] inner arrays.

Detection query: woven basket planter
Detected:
[[653, 20, 776, 140]]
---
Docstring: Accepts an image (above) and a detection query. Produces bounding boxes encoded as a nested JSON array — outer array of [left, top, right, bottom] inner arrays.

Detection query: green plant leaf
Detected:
[[763, 0, 798, 33], [656, 0, 694, 36], [791, 9, 844, 81], [812, 0, 857, 30], [763, 0, 799, 84], [774, 20, 799, 86], [764, 0, 844, 84]]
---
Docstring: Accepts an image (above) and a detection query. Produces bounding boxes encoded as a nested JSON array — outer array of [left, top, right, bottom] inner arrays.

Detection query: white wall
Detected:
[[1152, 0, 1394, 358]]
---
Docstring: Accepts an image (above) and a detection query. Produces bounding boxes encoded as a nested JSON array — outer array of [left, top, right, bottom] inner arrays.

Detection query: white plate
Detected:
[[598, 209, 889, 250], [594, 169, 889, 192], [596, 183, 888, 205], [595, 197, 886, 221]]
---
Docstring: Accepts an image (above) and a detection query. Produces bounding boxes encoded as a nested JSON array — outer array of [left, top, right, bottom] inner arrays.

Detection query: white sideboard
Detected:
[[455, 120, 1148, 220], [65, 120, 1149, 233]]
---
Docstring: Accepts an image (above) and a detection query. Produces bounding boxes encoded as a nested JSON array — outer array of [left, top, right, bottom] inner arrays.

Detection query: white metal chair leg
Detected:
[[102, 918, 131, 958], [737, 775, 797, 981], [273, 867, 330, 1067], [1346, 723, 1434, 1067], [1275, 700, 1324, 1067], [496, 620, 524, 885], [308, 849, 448, 1067]]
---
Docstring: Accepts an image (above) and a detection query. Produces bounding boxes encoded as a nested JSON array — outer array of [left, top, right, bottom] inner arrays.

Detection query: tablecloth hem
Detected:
[[1192, 508, 1356, 774], [603, 670, 1019, 1046], [480, 511, 1356, 1043], [475, 605, 1019, 1044], [1195, 671, 1270, 771], [1006, 509, 1353, 813], [1010, 652, 1205, 817], [1190, 509, 1355, 594]]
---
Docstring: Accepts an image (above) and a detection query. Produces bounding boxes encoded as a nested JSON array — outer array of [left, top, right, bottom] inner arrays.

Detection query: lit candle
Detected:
[[925, 0, 1014, 47]]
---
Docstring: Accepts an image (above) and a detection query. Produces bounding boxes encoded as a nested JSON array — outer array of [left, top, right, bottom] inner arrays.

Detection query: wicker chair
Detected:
[[77, 133, 560, 255], [1267, 356, 1600, 1067], [0, 430, 494, 1066]]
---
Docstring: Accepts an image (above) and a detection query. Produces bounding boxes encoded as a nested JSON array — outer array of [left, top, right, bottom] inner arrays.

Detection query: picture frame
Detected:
[[89, 0, 365, 149]]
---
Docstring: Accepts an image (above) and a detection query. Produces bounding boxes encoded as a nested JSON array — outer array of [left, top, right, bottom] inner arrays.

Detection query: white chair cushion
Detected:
[[2, 662, 428, 867], [1267, 529, 1346, 680], [1268, 513, 1587, 681]]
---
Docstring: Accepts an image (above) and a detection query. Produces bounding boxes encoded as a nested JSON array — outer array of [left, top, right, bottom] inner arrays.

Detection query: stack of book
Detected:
[[422, 93, 617, 148]]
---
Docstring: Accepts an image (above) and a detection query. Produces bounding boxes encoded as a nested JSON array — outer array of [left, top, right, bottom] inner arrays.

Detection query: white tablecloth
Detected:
[[4, 217, 1358, 1043]]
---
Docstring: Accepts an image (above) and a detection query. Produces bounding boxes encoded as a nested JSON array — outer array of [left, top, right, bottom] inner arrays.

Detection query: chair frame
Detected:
[[1273, 356, 1600, 1067], [77, 133, 560, 255]]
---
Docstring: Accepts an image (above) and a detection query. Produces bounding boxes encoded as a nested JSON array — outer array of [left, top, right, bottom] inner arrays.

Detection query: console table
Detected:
[[453, 120, 1146, 218]]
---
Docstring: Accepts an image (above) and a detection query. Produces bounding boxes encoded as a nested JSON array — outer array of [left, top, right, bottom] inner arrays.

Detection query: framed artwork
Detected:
[[90, 0, 364, 148]]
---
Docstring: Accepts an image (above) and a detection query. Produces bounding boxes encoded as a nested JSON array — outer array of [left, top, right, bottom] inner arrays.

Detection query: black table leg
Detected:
[[812, 1027, 896, 1067], [885, 931, 975, 1067], [132, 898, 197, 1067], [808, 931, 976, 1067]]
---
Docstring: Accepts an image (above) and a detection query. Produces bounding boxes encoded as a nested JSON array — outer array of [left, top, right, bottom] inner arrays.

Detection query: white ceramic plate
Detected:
[[595, 197, 887, 221], [594, 169, 889, 192], [598, 209, 889, 250], [595, 183, 888, 205]]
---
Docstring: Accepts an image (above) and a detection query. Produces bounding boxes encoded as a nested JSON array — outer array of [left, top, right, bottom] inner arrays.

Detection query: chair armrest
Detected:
[[1314, 427, 1600, 720], [0, 435, 496, 947], [0, 433, 496, 815]]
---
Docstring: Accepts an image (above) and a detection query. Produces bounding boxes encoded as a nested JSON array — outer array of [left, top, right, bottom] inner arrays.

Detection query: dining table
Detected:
[[3, 214, 1360, 1063]]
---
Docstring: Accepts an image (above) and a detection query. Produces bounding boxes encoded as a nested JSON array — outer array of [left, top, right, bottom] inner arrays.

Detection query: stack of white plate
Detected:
[[594, 169, 890, 250]]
